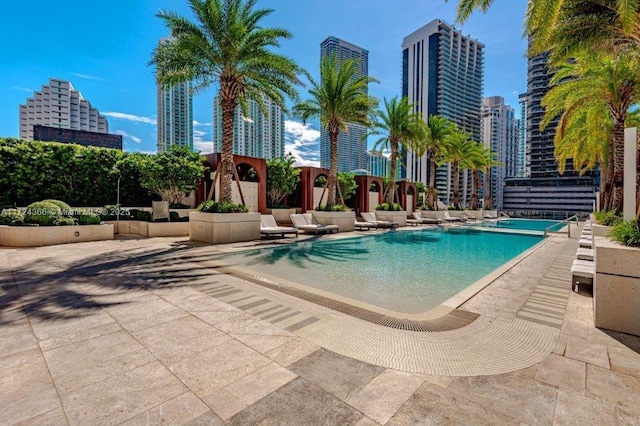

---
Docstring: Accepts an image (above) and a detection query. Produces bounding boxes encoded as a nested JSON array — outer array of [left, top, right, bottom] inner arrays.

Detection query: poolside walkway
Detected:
[[1, 232, 639, 424]]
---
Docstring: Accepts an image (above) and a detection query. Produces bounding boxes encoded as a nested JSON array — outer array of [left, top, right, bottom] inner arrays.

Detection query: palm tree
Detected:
[[294, 55, 377, 208], [150, 0, 300, 203], [446, 0, 640, 57], [422, 115, 454, 209], [480, 148, 501, 210], [369, 97, 426, 206], [440, 129, 473, 209], [541, 51, 640, 211], [464, 143, 490, 210]]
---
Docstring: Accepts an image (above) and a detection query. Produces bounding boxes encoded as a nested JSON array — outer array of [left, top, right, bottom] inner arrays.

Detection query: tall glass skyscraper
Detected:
[[320, 36, 369, 173], [212, 95, 284, 159], [503, 41, 597, 215], [157, 80, 193, 153], [401, 19, 484, 205]]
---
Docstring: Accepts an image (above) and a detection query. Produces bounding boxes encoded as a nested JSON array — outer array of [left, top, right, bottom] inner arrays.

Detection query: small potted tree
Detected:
[[266, 155, 300, 224], [136, 146, 204, 237]]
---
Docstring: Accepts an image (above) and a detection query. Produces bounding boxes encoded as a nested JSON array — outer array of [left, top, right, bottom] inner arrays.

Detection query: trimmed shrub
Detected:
[[42, 199, 72, 216], [0, 208, 25, 226], [609, 220, 640, 247], [315, 204, 348, 212], [169, 202, 190, 209], [54, 217, 76, 226], [594, 210, 622, 226], [24, 201, 62, 226], [376, 203, 402, 211], [198, 201, 249, 213], [77, 213, 101, 225]]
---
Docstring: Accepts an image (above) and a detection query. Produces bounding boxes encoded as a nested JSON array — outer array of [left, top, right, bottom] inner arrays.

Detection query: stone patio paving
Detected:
[[1, 232, 639, 425]]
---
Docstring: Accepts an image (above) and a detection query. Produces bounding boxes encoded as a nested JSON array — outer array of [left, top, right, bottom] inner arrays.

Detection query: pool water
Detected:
[[482, 219, 565, 232], [211, 229, 544, 314]]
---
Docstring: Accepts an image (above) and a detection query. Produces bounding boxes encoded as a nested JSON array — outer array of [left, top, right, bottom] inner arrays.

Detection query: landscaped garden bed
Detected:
[[0, 199, 113, 247]]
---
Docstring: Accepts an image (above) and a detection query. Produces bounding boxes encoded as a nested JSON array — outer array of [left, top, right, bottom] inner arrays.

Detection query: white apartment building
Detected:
[[19, 78, 108, 141], [481, 96, 519, 210], [213, 95, 284, 159], [157, 80, 193, 153]]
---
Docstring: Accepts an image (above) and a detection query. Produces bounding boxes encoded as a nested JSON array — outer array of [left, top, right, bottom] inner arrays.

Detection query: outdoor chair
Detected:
[[361, 212, 398, 228], [444, 211, 464, 222], [412, 212, 441, 225], [290, 214, 338, 234], [260, 215, 298, 238]]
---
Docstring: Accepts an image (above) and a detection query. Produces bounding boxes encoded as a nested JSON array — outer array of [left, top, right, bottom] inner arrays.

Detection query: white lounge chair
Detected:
[[355, 219, 376, 230], [579, 238, 593, 249], [412, 212, 442, 225], [361, 212, 398, 228], [444, 211, 464, 222], [571, 259, 594, 291], [290, 214, 338, 234], [576, 248, 594, 261], [260, 215, 298, 238]]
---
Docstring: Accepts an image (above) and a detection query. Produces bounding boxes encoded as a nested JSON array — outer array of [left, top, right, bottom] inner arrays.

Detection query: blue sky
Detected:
[[1, 0, 528, 165]]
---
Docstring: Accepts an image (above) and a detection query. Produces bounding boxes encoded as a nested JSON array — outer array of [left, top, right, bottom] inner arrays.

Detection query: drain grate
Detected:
[[220, 268, 479, 332]]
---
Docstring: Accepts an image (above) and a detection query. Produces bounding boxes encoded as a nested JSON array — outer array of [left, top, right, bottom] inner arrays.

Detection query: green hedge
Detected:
[[0, 138, 155, 207]]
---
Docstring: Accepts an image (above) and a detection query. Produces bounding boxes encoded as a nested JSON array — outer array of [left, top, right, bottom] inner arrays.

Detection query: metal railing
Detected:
[[543, 214, 580, 237]]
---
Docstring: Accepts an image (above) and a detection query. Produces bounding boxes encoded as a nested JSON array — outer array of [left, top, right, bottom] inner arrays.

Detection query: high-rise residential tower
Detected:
[[402, 19, 484, 205], [517, 92, 528, 178], [320, 36, 369, 173], [212, 95, 284, 159], [503, 43, 597, 215], [19, 78, 109, 141], [480, 96, 519, 210], [156, 81, 193, 153]]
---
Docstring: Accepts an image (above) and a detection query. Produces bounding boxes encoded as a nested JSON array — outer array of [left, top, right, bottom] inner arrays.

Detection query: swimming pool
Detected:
[[482, 219, 565, 232], [211, 229, 544, 314]]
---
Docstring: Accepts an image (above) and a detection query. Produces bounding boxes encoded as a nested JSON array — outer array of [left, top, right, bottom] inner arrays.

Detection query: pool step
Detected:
[[515, 249, 574, 328], [195, 283, 323, 334]]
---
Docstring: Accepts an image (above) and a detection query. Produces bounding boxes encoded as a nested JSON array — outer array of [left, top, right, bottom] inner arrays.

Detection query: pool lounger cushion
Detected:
[[579, 239, 593, 248], [355, 220, 376, 230]]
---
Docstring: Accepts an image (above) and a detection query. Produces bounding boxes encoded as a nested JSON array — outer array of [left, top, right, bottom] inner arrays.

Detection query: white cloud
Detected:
[[193, 128, 214, 154], [193, 120, 213, 126], [103, 112, 157, 125], [72, 73, 104, 81], [113, 130, 142, 143], [11, 86, 32, 92], [284, 120, 320, 167], [194, 140, 214, 154]]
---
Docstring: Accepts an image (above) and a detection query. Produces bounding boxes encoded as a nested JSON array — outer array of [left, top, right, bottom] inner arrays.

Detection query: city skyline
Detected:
[[2, 0, 528, 164]]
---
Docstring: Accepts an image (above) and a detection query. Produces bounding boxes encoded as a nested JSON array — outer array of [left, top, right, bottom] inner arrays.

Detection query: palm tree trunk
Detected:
[[327, 127, 339, 207], [453, 161, 460, 209], [470, 170, 478, 210], [427, 150, 436, 209], [612, 119, 625, 212], [484, 170, 492, 210], [388, 141, 398, 206], [220, 97, 237, 203]]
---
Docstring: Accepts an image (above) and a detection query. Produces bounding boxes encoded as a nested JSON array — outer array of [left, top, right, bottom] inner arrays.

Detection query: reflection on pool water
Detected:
[[212, 228, 544, 314], [482, 219, 565, 232]]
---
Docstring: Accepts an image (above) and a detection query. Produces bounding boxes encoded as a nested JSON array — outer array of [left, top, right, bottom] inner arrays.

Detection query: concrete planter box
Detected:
[[416, 210, 444, 220], [591, 224, 611, 237], [594, 237, 640, 336], [0, 224, 114, 247], [266, 208, 298, 225], [189, 211, 260, 244], [105, 220, 189, 237], [172, 209, 196, 219], [374, 210, 407, 227], [312, 211, 355, 232]]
